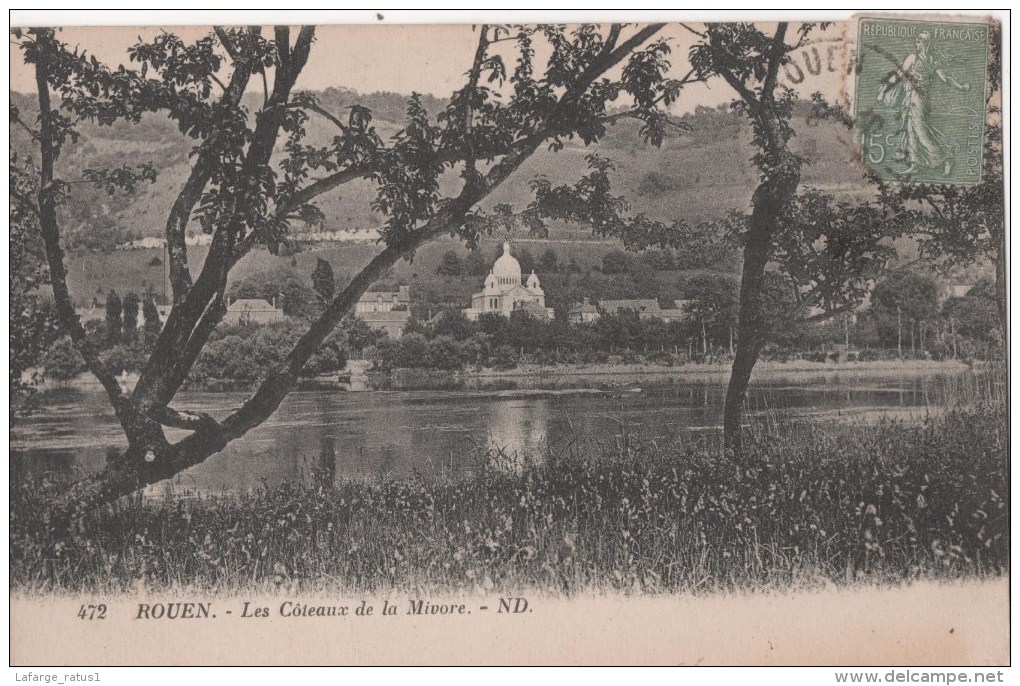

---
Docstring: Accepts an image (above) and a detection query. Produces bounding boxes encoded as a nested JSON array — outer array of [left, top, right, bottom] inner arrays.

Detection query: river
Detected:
[[9, 368, 995, 495]]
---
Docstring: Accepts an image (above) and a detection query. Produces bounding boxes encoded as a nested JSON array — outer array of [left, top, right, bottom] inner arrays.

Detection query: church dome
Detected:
[[526, 270, 541, 289], [491, 242, 522, 283]]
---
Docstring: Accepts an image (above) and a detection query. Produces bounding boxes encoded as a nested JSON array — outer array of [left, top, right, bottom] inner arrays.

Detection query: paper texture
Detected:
[[9, 13, 1007, 666]]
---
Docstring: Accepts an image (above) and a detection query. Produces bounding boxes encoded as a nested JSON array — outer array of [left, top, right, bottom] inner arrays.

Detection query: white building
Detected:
[[463, 242, 554, 321]]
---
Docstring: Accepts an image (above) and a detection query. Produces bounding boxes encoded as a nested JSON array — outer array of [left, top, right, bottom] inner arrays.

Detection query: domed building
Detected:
[[462, 242, 554, 321]]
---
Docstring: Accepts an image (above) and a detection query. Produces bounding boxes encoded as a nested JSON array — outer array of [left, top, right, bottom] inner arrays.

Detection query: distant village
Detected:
[[78, 241, 700, 339], [77, 240, 981, 343]]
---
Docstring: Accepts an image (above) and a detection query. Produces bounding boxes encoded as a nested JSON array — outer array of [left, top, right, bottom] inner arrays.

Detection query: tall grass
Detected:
[[10, 393, 1007, 596]]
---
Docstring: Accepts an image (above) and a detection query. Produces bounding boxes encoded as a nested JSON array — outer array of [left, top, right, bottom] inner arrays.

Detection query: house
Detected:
[[223, 297, 285, 325], [568, 298, 600, 324], [360, 310, 413, 338], [357, 285, 412, 337], [598, 299, 662, 321], [356, 285, 411, 314], [658, 299, 694, 323]]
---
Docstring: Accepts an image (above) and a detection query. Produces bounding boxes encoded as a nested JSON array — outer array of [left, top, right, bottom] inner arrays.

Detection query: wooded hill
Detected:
[[11, 87, 873, 251]]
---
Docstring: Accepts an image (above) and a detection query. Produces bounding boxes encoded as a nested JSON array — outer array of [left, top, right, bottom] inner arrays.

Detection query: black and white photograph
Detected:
[[7, 10, 1009, 671]]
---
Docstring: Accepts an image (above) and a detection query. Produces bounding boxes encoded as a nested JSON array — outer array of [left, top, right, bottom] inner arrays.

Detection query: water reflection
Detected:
[[485, 398, 550, 459], [9, 370, 993, 494]]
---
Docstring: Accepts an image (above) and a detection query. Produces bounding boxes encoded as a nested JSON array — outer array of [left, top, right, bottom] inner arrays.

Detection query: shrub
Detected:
[[42, 338, 85, 381], [99, 344, 146, 374], [427, 336, 465, 371], [489, 344, 518, 370]]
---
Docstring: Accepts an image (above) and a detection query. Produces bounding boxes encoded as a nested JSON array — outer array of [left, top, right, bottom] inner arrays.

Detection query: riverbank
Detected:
[[31, 358, 982, 393], [467, 358, 975, 379], [366, 358, 981, 391], [11, 402, 1007, 595]]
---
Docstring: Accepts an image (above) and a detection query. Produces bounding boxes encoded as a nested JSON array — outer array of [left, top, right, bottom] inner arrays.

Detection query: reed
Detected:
[[10, 394, 1007, 595]]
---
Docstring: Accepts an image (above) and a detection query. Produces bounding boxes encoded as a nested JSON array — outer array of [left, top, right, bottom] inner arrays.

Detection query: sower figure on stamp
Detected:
[[877, 31, 971, 177]]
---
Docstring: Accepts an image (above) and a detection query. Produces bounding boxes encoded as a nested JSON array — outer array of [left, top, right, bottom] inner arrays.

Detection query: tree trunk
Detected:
[[716, 23, 800, 456], [722, 171, 799, 455], [897, 306, 902, 357], [722, 211, 770, 454]]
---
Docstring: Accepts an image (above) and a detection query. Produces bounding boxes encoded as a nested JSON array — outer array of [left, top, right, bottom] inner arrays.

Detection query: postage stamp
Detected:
[[854, 17, 990, 184]]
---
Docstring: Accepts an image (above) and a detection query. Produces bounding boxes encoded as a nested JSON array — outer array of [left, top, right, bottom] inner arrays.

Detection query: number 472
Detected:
[[77, 604, 107, 620]]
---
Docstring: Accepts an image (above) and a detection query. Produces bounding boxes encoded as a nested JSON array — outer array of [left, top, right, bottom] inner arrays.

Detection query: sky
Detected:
[[9, 21, 854, 114]]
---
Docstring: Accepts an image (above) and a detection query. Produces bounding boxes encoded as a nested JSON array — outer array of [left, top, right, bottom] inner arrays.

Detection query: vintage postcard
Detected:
[[8, 11, 1008, 670]]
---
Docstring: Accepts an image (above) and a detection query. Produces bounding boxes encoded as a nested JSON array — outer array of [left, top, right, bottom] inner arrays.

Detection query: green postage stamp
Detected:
[[854, 17, 990, 185]]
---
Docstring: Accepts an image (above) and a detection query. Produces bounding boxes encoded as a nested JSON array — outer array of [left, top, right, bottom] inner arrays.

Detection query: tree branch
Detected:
[[133, 25, 316, 408], [30, 33, 129, 425], [274, 26, 290, 66], [163, 28, 259, 305], [601, 24, 666, 73], [221, 194, 481, 441], [604, 24, 623, 53], [259, 66, 269, 108], [209, 72, 228, 93], [134, 44, 259, 411], [763, 23, 790, 99], [11, 110, 38, 139], [212, 26, 238, 59], [798, 302, 857, 325], [717, 65, 759, 111], [705, 27, 761, 111], [163, 295, 228, 397], [275, 159, 400, 220], [145, 405, 223, 432], [678, 22, 707, 39], [301, 99, 348, 132], [600, 109, 689, 131], [461, 25, 490, 172], [268, 24, 669, 246]]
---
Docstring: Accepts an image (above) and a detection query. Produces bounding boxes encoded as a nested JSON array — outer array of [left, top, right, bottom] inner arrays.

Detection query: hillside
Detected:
[[17, 84, 994, 312], [11, 89, 874, 249]]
